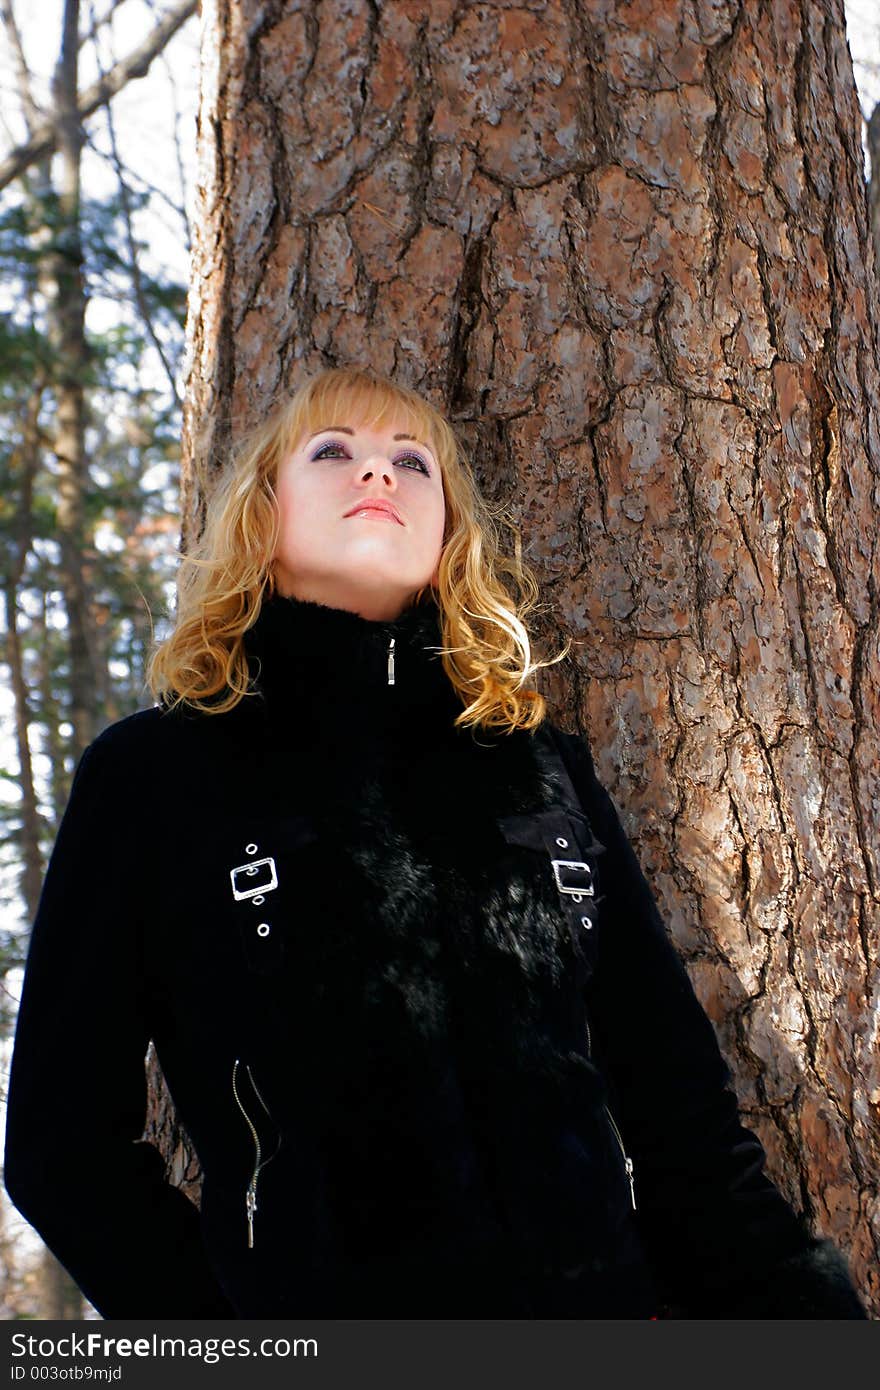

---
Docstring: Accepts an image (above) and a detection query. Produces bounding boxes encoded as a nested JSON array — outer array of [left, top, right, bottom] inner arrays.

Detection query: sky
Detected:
[[848, 0, 880, 169]]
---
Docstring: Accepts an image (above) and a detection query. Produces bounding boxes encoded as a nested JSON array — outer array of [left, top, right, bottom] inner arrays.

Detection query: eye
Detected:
[[311, 440, 348, 461], [394, 451, 431, 476], [311, 440, 431, 476]]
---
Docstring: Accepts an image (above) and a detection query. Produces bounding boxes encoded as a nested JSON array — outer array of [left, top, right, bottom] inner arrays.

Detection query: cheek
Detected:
[[431, 490, 447, 547], [272, 472, 311, 558], [408, 486, 446, 551], [275, 468, 323, 532]]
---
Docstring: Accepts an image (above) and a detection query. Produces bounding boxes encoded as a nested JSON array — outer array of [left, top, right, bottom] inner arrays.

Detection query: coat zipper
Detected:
[[603, 1102, 637, 1210], [232, 1058, 281, 1248], [584, 1013, 636, 1211], [387, 635, 396, 685]]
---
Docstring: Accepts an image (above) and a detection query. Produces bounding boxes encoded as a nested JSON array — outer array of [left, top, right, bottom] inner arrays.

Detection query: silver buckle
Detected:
[[551, 859, 594, 898], [230, 856, 278, 901]]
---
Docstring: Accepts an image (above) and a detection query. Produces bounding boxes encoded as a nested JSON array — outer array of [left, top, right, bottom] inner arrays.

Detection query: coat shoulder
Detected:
[[535, 720, 602, 796], [92, 704, 164, 747], [537, 719, 596, 759], [89, 704, 182, 769], [90, 700, 247, 760]]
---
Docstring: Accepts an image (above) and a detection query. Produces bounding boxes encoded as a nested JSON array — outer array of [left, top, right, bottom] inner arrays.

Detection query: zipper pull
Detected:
[[387, 636, 396, 685], [624, 1156, 636, 1210], [246, 1186, 257, 1248]]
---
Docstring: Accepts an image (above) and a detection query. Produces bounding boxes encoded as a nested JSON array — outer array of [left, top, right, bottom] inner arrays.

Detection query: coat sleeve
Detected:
[[550, 725, 868, 1320], [3, 729, 237, 1319]]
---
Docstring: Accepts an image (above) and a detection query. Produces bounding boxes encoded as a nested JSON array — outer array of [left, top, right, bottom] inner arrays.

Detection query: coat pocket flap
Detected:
[[496, 804, 601, 856]]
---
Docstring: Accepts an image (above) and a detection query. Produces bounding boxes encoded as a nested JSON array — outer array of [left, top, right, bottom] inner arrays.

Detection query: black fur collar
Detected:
[[234, 591, 556, 821], [242, 591, 463, 741]]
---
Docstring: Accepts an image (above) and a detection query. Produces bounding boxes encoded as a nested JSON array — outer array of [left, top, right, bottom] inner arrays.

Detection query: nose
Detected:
[[355, 452, 398, 488]]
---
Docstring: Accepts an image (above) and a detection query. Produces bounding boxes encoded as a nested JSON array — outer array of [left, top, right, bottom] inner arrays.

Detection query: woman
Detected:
[[4, 367, 868, 1319]]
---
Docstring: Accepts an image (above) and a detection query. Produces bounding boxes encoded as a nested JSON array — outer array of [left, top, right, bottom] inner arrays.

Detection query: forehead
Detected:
[[305, 423, 428, 444]]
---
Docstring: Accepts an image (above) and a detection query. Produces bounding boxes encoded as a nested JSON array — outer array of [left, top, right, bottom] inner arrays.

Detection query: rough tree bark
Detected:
[[175, 0, 880, 1313], [869, 100, 880, 276]]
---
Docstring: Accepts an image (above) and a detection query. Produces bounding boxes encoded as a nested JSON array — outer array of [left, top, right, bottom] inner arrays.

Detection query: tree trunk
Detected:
[[19, 0, 92, 1319], [180, 0, 880, 1314], [46, 0, 99, 759], [3, 388, 45, 926]]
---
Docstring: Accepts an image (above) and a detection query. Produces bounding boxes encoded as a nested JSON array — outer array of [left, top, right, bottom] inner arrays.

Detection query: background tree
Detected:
[[0, 0, 195, 1319], [181, 0, 880, 1315]]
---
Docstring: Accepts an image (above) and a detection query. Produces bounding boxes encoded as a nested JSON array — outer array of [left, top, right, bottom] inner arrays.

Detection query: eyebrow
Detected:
[[306, 426, 432, 450]]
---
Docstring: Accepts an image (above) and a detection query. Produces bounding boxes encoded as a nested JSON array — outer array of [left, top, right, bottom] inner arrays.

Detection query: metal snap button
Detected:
[[556, 837, 568, 848], [246, 843, 258, 855], [257, 923, 271, 937], [581, 916, 593, 930]]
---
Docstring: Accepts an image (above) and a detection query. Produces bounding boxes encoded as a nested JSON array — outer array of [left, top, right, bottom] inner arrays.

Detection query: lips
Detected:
[[343, 499, 404, 525]]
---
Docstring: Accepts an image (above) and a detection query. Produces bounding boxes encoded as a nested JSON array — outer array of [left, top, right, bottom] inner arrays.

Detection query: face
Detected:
[[272, 417, 447, 621]]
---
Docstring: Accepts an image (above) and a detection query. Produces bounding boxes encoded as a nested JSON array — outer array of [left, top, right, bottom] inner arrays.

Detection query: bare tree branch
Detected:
[[0, 0, 197, 194], [0, 0, 44, 131], [134, 0, 191, 246], [82, 121, 188, 228], [156, 50, 191, 248], [89, 0, 181, 404], [77, 0, 132, 52]]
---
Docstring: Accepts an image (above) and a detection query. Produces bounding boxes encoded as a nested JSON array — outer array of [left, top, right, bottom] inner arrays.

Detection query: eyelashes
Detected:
[[311, 439, 432, 476]]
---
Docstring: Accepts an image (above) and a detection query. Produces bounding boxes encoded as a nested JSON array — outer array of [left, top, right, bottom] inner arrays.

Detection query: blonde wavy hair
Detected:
[[147, 367, 570, 733]]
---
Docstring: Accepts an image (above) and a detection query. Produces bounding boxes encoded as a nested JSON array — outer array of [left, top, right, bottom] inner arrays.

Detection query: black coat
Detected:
[[3, 594, 868, 1319]]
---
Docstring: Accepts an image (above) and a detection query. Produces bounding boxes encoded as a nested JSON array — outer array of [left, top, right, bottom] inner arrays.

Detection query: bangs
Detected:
[[286, 370, 446, 462]]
